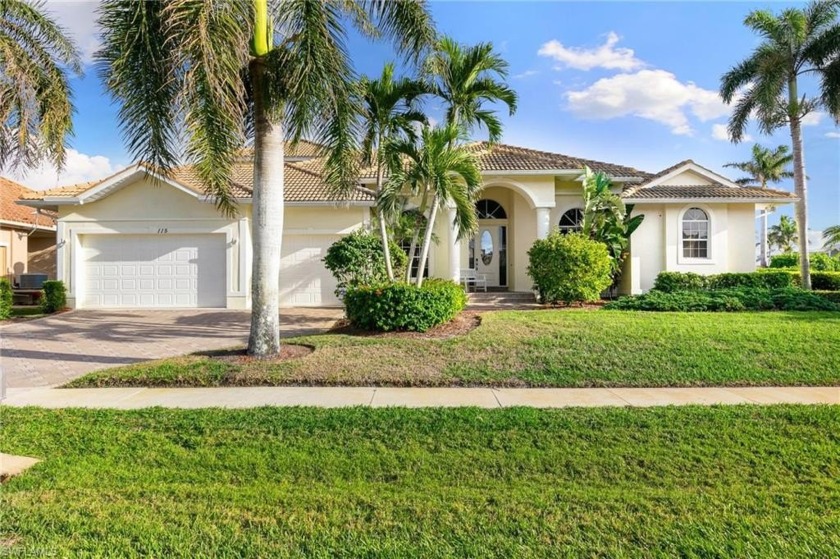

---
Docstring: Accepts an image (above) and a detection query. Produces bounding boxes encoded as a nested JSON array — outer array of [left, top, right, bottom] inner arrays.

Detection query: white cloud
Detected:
[[825, 131, 840, 138], [565, 69, 729, 135], [801, 111, 825, 126], [44, 1, 101, 64], [513, 70, 539, 79], [538, 32, 644, 71], [10, 149, 117, 190], [712, 123, 751, 142]]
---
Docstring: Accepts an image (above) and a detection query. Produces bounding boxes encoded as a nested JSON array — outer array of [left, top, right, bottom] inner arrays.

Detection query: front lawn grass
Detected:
[[1, 406, 838, 557], [67, 310, 840, 388]]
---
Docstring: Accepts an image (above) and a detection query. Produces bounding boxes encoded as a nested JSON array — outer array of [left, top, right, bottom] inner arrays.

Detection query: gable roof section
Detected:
[[622, 160, 798, 202], [1, 177, 56, 230]]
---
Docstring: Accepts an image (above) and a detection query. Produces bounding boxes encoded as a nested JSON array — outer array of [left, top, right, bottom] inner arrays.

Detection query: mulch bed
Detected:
[[201, 344, 314, 364], [330, 311, 482, 340]]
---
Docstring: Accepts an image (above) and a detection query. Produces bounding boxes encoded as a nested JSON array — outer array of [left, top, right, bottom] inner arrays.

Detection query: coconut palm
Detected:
[[380, 124, 482, 287], [0, 0, 81, 171], [824, 224, 840, 251], [769, 215, 799, 253], [723, 144, 794, 266], [720, 0, 840, 289], [357, 63, 428, 280], [97, 0, 434, 356]]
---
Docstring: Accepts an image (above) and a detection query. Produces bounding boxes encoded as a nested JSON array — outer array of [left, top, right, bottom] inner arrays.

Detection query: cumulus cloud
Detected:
[[513, 70, 539, 79], [538, 32, 644, 71], [565, 69, 729, 135], [712, 123, 751, 142], [45, 1, 101, 64], [801, 111, 825, 127], [10, 149, 117, 190], [825, 131, 840, 138]]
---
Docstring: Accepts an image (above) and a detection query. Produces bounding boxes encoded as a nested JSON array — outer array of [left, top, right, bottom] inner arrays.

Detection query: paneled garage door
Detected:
[[82, 234, 226, 308], [280, 234, 341, 307]]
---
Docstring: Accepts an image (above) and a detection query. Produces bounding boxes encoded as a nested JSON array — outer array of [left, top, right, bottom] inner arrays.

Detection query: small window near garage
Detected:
[[682, 208, 710, 258], [558, 208, 584, 234]]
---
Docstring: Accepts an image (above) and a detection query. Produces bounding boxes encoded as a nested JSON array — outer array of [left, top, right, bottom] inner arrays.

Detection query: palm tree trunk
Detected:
[[415, 193, 439, 288], [789, 113, 811, 290], [247, 58, 284, 356], [375, 163, 394, 281]]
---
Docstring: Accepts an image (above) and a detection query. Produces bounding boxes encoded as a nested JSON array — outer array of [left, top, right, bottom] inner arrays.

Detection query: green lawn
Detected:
[[67, 310, 840, 388], [1, 406, 838, 557]]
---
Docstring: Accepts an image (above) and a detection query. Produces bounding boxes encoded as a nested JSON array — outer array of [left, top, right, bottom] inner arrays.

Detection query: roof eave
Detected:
[[624, 197, 799, 204]]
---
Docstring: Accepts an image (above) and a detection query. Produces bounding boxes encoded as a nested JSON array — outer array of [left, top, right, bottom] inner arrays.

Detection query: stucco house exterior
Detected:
[[17, 141, 797, 309], [1, 177, 57, 284]]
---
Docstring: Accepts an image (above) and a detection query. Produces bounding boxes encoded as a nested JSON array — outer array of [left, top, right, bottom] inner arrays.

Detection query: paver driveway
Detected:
[[1, 309, 342, 388]]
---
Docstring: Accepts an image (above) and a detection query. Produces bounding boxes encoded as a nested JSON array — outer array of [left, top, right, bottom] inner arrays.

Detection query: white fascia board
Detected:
[[0, 219, 56, 231], [78, 165, 202, 203], [644, 162, 742, 190]]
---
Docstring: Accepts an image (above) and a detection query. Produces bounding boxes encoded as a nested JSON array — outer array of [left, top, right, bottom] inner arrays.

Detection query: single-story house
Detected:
[[17, 141, 797, 309], [1, 177, 57, 284]]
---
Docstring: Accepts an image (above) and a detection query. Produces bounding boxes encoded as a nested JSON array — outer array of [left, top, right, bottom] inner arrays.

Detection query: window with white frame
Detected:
[[682, 208, 709, 258], [558, 208, 584, 234]]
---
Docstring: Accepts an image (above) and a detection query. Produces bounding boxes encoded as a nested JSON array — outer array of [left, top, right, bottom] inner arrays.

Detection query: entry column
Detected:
[[447, 206, 460, 283], [536, 207, 552, 239]]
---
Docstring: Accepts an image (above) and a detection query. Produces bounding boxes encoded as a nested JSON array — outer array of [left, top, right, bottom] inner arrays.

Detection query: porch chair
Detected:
[[460, 268, 488, 293]]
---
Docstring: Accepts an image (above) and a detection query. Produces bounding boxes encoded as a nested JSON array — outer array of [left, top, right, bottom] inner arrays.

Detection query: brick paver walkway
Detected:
[[0, 309, 342, 388]]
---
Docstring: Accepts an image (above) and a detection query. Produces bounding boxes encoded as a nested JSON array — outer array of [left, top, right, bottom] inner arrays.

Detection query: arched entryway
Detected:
[[470, 199, 508, 288]]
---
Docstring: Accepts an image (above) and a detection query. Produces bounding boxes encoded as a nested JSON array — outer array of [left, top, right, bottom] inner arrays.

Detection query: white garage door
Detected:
[[280, 235, 341, 307], [82, 234, 226, 308]]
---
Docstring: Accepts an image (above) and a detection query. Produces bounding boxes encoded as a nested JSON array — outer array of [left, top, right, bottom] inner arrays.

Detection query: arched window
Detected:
[[682, 208, 710, 258], [476, 199, 507, 219], [558, 208, 584, 234]]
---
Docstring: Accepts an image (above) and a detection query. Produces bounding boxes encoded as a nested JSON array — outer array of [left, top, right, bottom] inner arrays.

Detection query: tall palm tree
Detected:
[[769, 215, 799, 253], [97, 0, 434, 356], [723, 144, 794, 267], [380, 124, 482, 287], [720, 0, 840, 289], [0, 0, 81, 172], [357, 63, 428, 280], [824, 224, 840, 251], [397, 37, 517, 281]]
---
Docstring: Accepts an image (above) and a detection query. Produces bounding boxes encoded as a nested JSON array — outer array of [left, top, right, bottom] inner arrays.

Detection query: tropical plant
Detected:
[[380, 124, 482, 287], [0, 0, 81, 172], [527, 231, 613, 305], [344, 279, 466, 332], [357, 63, 428, 280], [768, 215, 799, 253], [824, 224, 840, 251], [323, 231, 407, 296], [720, 0, 840, 289], [579, 167, 644, 277], [723, 144, 794, 266], [97, 0, 434, 356]]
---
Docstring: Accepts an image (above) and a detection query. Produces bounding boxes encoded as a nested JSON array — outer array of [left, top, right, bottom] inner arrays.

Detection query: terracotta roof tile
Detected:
[[1, 177, 56, 228], [623, 184, 797, 200]]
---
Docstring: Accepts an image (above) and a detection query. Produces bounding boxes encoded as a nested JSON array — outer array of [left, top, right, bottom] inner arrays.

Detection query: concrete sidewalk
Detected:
[[2, 385, 837, 409]]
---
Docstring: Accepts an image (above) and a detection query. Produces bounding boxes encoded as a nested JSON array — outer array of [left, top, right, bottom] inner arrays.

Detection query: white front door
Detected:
[[475, 225, 507, 287]]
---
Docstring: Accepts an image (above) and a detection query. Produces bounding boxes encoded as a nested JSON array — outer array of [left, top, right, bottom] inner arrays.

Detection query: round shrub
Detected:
[[653, 271, 709, 293], [0, 278, 12, 320], [323, 231, 407, 296], [527, 232, 613, 304], [769, 253, 799, 269], [40, 280, 67, 314], [343, 279, 466, 332]]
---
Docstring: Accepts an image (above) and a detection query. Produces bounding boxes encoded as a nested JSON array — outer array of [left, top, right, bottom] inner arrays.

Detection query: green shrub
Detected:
[[604, 287, 839, 312], [527, 232, 613, 304], [769, 252, 839, 271], [40, 280, 67, 314], [809, 252, 838, 271], [814, 291, 840, 304], [652, 272, 709, 293], [0, 278, 12, 320], [811, 271, 840, 291], [769, 253, 799, 269], [323, 231, 408, 296], [708, 271, 796, 289], [343, 279, 466, 332]]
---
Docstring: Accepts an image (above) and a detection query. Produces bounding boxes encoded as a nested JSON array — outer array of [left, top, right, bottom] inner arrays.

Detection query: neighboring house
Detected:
[[1, 177, 57, 284], [17, 141, 797, 309]]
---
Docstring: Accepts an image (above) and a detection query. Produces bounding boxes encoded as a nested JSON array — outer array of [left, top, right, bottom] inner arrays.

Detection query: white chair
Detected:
[[460, 268, 488, 292]]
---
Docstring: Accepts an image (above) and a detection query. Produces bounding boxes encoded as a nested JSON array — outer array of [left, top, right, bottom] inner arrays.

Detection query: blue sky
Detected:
[[13, 1, 840, 236]]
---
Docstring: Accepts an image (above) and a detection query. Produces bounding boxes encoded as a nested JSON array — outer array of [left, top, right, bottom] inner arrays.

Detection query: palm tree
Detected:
[[358, 63, 428, 280], [0, 0, 81, 172], [769, 215, 799, 253], [723, 144, 794, 267], [824, 225, 840, 251], [397, 37, 517, 281], [720, 0, 840, 289], [97, 0, 434, 356], [380, 124, 482, 287]]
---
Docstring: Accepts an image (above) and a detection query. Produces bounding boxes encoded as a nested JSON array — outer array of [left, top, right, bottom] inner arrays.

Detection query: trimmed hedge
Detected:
[[707, 271, 796, 290], [815, 291, 840, 304], [0, 278, 12, 320], [769, 252, 840, 272], [653, 271, 708, 292], [344, 279, 466, 332], [653, 270, 840, 292], [811, 272, 840, 291], [605, 287, 840, 312], [40, 280, 67, 314]]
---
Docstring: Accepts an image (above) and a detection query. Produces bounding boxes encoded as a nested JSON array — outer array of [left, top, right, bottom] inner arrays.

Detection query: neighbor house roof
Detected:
[[1, 177, 56, 230]]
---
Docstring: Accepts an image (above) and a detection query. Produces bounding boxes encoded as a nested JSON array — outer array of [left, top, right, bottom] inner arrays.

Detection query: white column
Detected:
[[447, 207, 460, 283], [536, 207, 551, 239]]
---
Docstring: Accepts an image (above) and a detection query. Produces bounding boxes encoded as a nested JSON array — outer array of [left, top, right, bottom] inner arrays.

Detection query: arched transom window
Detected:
[[558, 208, 584, 234], [476, 199, 507, 219], [682, 208, 710, 258]]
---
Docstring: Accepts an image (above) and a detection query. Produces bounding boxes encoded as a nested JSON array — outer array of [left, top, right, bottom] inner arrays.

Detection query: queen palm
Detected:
[[357, 63, 428, 280], [720, 0, 840, 289], [97, 0, 434, 356], [824, 225, 840, 251], [769, 215, 799, 253], [0, 0, 81, 171], [381, 124, 482, 287], [723, 144, 794, 267]]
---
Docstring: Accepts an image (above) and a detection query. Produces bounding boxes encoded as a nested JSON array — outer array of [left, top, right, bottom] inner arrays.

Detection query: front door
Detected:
[[473, 225, 507, 287]]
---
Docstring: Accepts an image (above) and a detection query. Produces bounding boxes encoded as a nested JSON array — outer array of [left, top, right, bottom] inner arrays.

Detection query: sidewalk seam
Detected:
[[490, 388, 503, 408], [604, 388, 634, 407]]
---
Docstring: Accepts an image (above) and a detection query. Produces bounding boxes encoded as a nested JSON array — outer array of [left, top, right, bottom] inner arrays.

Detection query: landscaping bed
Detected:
[[2, 405, 837, 557], [66, 310, 840, 388]]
